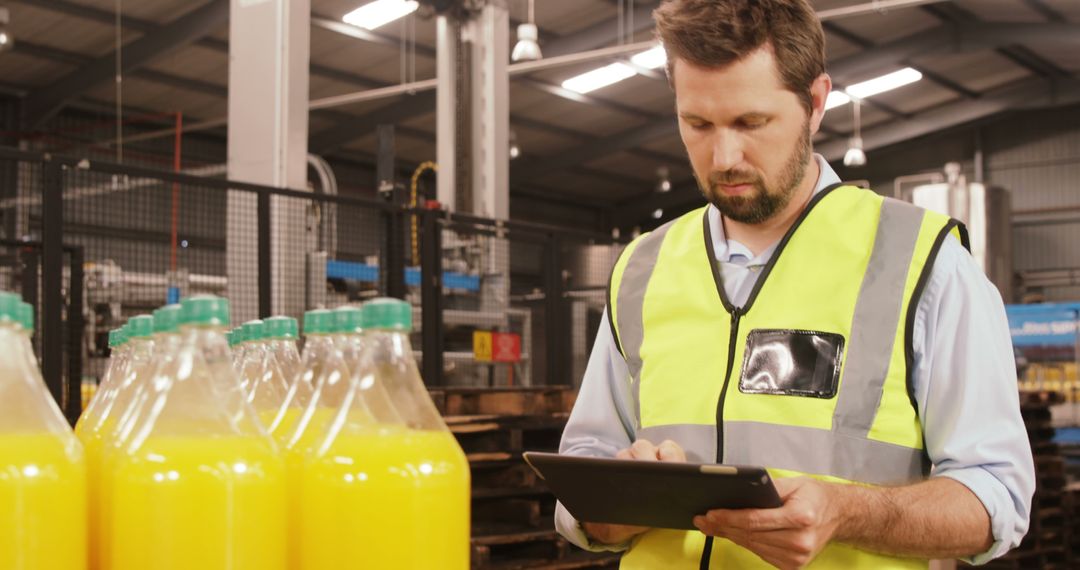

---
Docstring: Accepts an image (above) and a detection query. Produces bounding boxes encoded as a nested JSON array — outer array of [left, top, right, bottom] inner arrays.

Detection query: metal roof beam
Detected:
[[817, 75, 1080, 161], [22, 0, 229, 129], [511, 118, 677, 183], [828, 22, 1080, 83], [611, 75, 1080, 228], [542, 2, 660, 58], [823, 21, 979, 99], [309, 91, 438, 154]]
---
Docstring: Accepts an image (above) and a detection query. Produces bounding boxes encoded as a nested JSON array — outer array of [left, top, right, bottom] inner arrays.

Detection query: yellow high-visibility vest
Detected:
[[608, 184, 967, 569]]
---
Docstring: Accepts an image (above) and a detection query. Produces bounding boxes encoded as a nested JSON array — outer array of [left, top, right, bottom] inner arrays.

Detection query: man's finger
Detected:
[[630, 439, 659, 461], [615, 448, 633, 460], [705, 506, 801, 532], [657, 439, 687, 462], [773, 477, 804, 500]]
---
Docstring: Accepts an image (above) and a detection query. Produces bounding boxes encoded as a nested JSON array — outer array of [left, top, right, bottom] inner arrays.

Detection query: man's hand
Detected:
[[581, 439, 687, 545], [692, 477, 842, 570]]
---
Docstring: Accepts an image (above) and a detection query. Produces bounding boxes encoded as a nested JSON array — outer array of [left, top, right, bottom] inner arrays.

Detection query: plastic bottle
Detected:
[[300, 298, 470, 569], [83, 328, 129, 415], [279, 308, 348, 569], [0, 290, 88, 570], [264, 316, 303, 395], [262, 316, 305, 436], [238, 319, 292, 432], [108, 295, 286, 570], [231, 325, 248, 372], [96, 305, 183, 569], [76, 314, 154, 569], [237, 319, 265, 396]]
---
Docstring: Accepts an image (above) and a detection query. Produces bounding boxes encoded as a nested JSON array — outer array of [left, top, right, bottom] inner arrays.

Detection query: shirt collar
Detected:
[[708, 154, 842, 264]]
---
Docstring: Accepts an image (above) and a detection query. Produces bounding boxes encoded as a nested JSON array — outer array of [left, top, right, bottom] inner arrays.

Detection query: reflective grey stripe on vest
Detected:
[[637, 424, 716, 463], [832, 198, 925, 437], [724, 421, 928, 485], [640, 421, 926, 484], [617, 222, 675, 431]]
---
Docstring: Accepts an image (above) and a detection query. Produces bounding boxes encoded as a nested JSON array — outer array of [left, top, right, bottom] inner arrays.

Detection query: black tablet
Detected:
[[523, 451, 782, 531]]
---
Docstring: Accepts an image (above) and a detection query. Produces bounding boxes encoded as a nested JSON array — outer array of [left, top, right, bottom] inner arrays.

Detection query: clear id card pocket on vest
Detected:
[[738, 329, 845, 398]]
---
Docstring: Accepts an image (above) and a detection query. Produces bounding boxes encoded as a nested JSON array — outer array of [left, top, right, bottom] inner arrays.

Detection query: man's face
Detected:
[[673, 46, 825, 224]]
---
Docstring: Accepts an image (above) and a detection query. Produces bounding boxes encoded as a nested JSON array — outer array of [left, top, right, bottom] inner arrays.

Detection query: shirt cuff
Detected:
[[934, 468, 1024, 565], [554, 501, 632, 553]]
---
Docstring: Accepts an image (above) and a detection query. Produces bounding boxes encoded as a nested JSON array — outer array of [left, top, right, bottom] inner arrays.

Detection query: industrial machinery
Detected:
[[902, 162, 1013, 303]]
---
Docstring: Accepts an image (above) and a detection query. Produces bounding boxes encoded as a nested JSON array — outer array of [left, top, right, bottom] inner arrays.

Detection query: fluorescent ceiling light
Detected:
[[845, 67, 922, 99], [343, 0, 419, 31], [825, 91, 851, 110], [562, 62, 637, 94], [631, 46, 667, 70]]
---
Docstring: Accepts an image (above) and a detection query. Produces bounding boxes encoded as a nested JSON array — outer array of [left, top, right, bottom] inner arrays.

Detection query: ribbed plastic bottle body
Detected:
[[108, 314, 285, 570], [299, 301, 469, 570], [0, 309, 87, 570]]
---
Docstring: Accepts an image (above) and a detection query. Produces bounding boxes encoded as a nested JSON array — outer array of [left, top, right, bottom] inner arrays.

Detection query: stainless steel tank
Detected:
[[908, 164, 1013, 302]]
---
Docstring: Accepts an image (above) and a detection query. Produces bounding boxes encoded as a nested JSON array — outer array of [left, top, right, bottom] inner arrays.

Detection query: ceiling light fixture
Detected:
[[826, 67, 923, 111], [562, 62, 636, 94], [512, 0, 542, 62], [0, 8, 13, 53], [846, 67, 922, 99], [657, 166, 671, 193], [825, 91, 851, 111], [509, 130, 521, 159], [843, 98, 867, 168], [342, 0, 419, 31], [631, 45, 666, 70], [560, 42, 664, 94]]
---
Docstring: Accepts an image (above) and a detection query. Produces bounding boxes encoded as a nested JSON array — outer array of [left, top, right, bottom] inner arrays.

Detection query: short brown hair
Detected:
[[654, 0, 826, 113]]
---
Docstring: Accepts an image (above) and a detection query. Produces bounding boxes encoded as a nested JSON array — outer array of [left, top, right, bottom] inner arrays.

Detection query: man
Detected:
[[554, 0, 1035, 568]]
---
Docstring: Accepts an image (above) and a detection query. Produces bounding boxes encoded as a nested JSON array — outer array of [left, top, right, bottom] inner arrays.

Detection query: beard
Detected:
[[697, 121, 813, 225]]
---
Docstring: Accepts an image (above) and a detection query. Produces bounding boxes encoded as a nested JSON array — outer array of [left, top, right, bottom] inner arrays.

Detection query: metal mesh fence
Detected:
[[0, 146, 626, 410]]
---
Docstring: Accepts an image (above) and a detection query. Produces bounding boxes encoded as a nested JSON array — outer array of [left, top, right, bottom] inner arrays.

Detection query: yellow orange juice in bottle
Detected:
[[108, 295, 285, 570], [0, 292, 87, 570], [300, 298, 469, 570]]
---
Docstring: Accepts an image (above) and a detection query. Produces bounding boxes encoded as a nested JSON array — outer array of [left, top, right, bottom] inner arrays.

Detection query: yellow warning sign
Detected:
[[473, 330, 493, 362]]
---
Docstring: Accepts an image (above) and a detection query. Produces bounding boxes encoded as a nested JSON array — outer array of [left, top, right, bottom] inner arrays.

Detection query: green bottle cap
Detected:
[[108, 329, 123, 348], [225, 330, 235, 346], [126, 315, 155, 339], [0, 291, 20, 327], [153, 304, 182, 334], [242, 320, 265, 342], [303, 309, 334, 335], [233, 326, 246, 345], [179, 295, 230, 327], [333, 306, 363, 334], [17, 301, 33, 334], [361, 298, 413, 332], [264, 316, 299, 340]]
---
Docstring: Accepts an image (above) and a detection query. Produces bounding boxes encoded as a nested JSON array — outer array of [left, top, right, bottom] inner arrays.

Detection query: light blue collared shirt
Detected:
[[555, 154, 1035, 564]]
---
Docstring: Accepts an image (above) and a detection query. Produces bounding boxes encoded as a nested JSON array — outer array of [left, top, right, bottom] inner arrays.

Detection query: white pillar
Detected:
[[436, 14, 458, 211], [469, 3, 510, 221], [227, 0, 311, 322]]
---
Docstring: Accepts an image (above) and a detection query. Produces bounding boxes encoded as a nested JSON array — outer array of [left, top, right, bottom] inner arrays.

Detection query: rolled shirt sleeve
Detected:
[[555, 308, 637, 552], [914, 236, 1036, 564]]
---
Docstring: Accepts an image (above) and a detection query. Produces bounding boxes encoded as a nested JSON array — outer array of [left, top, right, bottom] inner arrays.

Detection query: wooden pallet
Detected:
[[433, 386, 578, 417], [443, 386, 621, 569], [1019, 391, 1067, 407]]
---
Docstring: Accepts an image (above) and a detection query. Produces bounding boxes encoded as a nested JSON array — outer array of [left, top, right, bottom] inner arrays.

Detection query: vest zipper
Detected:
[[701, 308, 742, 570], [715, 309, 741, 462]]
